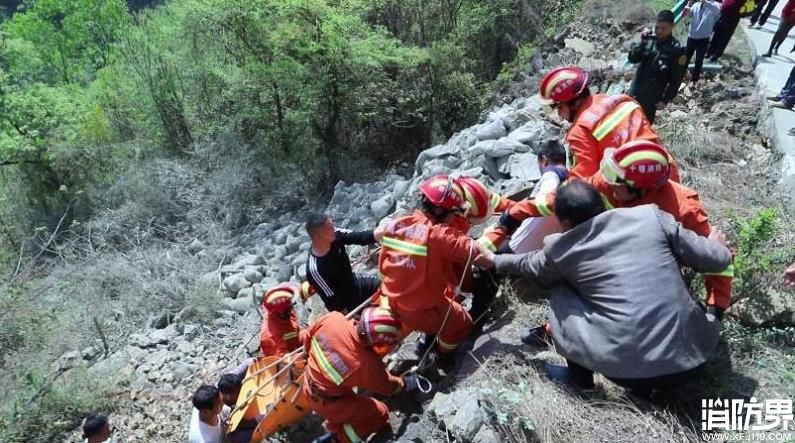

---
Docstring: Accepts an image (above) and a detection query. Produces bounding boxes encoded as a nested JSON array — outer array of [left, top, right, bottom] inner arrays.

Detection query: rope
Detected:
[[401, 240, 476, 377]]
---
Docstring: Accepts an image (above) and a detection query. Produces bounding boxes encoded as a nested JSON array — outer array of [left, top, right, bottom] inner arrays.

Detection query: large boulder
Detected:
[[429, 388, 489, 442], [223, 273, 252, 294], [731, 289, 795, 327], [476, 119, 508, 141]]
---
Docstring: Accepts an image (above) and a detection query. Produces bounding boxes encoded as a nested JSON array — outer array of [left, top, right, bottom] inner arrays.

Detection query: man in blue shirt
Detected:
[[684, 0, 722, 82]]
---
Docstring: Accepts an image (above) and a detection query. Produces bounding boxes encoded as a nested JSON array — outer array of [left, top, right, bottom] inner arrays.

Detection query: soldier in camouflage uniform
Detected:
[[628, 10, 688, 124]]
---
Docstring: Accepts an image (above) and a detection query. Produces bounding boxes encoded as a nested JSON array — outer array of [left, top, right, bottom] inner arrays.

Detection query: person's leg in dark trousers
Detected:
[[765, 22, 795, 56], [751, 0, 768, 26], [352, 273, 380, 307], [564, 360, 596, 388], [780, 66, 795, 100], [635, 98, 657, 124], [760, 0, 781, 26], [686, 37, 710, 82], [468, 266, 499, 325], [708, 15, 741, 60], [607, 364, 705, 396]]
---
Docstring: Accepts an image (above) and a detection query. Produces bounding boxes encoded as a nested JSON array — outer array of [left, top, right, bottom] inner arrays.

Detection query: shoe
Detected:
[[771, 101, 792, 110], [775, 49, 779, 55], [787, 127, 795, 136], [521, 325, 550, 346], [709, 56, 719, 63], [768, 95, 782, 101], [545, 364, 595, 389], [312, 433, 337, 443], [762, 52, 772, 58]]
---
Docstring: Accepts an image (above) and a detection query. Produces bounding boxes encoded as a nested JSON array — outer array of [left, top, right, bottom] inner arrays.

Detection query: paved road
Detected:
[[743, 1, 795, 192]]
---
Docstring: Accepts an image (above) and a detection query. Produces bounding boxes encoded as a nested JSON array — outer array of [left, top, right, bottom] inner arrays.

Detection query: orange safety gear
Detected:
[[419, 175, 467, 212], [480, 174, 733, 309], [358, 306, 402, 347], [378, 210, 476, 351], [302, 312, 404, 443], [601, 140, 671, 190], [260, 309, 301, 356], [565, 94, 680, 182], [455, 176, 515, 225], [539, 66, 590, 103], [262, 284, 295, 315]]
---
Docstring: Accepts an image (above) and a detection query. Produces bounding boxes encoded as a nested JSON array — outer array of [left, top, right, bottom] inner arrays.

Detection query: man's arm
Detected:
[[566, 125, 602, 179], [353, 356, 404, 397], [657, 208, 731, 273], [662, 49, 688, 104], [492, 250, 563, 287], [628, 39, 651, 63], [335, 229, 376, 246]]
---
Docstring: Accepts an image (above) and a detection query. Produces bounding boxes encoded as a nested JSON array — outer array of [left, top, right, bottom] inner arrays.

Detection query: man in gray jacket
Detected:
[[481, 181, 731, 392]]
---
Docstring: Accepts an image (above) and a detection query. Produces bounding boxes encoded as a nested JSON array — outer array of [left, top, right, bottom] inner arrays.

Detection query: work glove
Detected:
[[402, 373, 420, 392], [705, 305, 724, 322]]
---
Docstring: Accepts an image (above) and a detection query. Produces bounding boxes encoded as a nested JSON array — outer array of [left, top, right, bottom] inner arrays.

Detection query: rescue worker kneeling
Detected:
[[303, 307, 419, 443], [378, 176, 492, 359], [259, 283, 304, 357]]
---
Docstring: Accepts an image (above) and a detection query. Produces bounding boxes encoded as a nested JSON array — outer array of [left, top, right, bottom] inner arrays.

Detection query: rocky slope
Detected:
[[65, 8, 795, 443]]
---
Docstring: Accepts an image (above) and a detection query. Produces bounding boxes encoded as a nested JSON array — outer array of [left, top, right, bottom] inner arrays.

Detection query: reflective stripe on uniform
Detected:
[[592, 101, 640, 141], [535, 197, 553, 216], [310, 337, 345, 385], [599, 194, 615, 210], [437, 339, 458, 351], [489, 192, 502, 212], [343, 424, 362, 443], [477, 236, 497, 252], [283, 331, 298, 341], [382, 236, 428, 256], [704, 264, 735, 278]]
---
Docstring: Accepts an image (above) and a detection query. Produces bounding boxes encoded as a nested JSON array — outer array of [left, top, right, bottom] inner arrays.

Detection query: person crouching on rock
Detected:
[[303, 307, 419, 443], [376, 175, 492, 370], [479, 181, 731, 394], [259, 283, 304, 357]]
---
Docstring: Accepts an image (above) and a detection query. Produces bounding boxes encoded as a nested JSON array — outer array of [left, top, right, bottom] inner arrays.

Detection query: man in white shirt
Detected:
[[684, 0, 722, 82], [188, 385, 231, 443], [507, 140, 568, 254]]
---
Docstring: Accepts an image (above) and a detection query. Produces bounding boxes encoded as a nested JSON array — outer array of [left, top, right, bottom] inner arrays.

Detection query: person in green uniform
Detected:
[[628, 10, 688, 124]]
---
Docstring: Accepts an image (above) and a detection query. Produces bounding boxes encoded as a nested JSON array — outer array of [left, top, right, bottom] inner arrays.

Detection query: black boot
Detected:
[[521, 324, 550, 346]]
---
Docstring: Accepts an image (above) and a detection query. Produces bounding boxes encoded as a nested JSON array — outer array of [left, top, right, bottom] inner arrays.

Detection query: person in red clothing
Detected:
[[259, 284, 302, 357], [378, 175, 491, 356], [762, 0, 795, 57], [481, 141, 733, 316], [303, 306, 418, 443], [538, 66, 679, 181]]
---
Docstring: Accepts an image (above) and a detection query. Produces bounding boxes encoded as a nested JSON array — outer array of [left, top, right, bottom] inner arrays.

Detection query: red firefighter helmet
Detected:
[[539, 66, 590, 103], [358, 306, 402, 347], [419, 175, 467, 212], [601, 140, 671, 190], [262, 284, 295, 315], [455, 176, 495, 222]]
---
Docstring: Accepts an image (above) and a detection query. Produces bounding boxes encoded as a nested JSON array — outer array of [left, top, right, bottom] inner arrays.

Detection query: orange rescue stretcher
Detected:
[[226, 353, 309, 443]]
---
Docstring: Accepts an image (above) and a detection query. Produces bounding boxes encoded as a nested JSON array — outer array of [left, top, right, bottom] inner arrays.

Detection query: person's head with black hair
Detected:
[[306, 213, 335, 249], [217, 372, 244, 407], [655, 10, 675, 41], [554, 181, 607, 230], [82, 413, 111, 443], [536, 140, 567, 169], [192, 384, 223, 424]]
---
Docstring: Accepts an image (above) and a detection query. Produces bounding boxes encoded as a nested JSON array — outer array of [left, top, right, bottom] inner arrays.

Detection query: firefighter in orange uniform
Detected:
[[302, 306, 418, 443], [259, 284, 303, 357], [482, 141, 733, 317], [378, 176, 491, 356], [539, 66, 680, 182]]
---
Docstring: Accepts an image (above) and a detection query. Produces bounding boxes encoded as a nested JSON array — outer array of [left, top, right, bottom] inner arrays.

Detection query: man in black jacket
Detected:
[[305, 213, 381, 313], [628, 10, 687, 124]]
